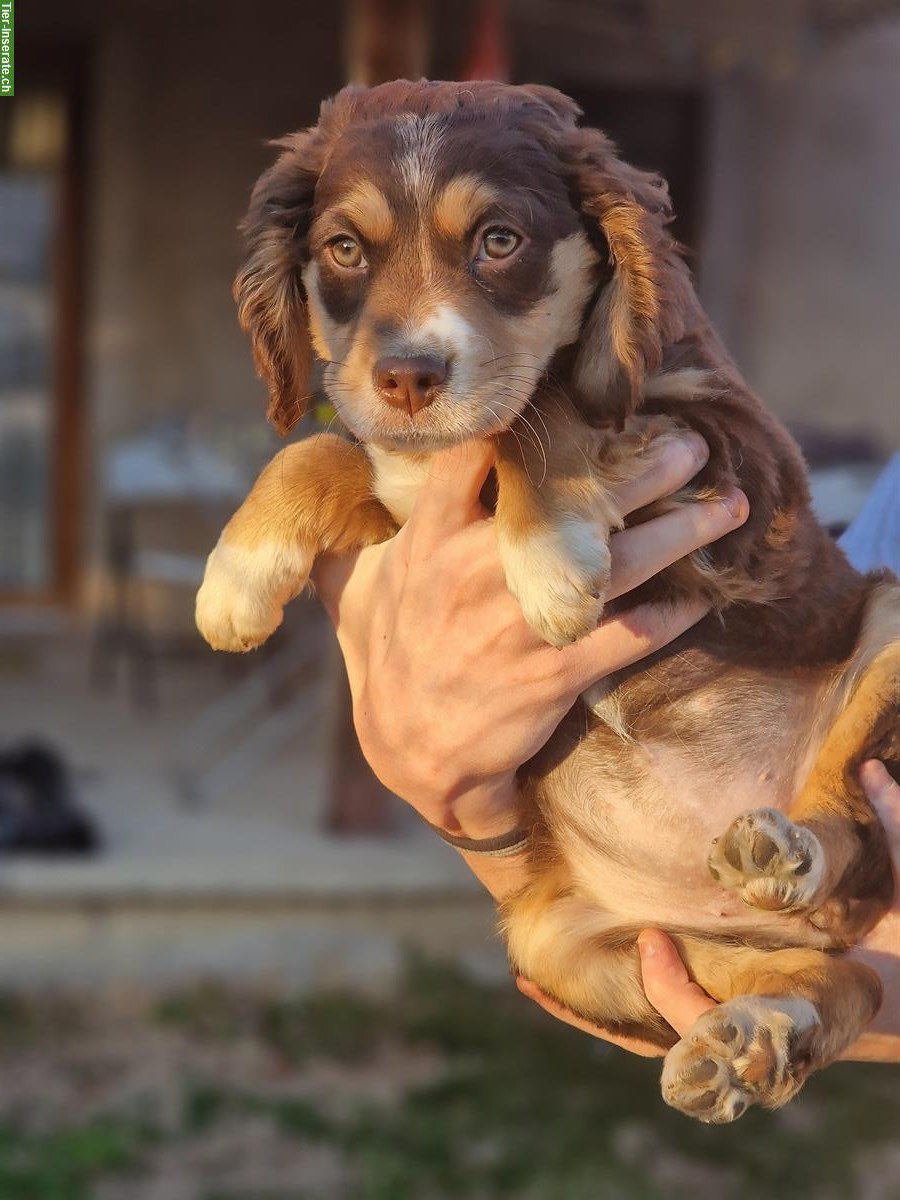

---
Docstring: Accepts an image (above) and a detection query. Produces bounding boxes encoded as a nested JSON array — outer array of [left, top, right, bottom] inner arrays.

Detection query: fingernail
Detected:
[[638, 932, 656, 958], [720, 488, 749, 521], [860, 759, 883, 789]]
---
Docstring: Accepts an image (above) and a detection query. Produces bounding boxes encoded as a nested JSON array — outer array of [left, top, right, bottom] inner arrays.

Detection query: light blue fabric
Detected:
[[839, 453, 900, 575]]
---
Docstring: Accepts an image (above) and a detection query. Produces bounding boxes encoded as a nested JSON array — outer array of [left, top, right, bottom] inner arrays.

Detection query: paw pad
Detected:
[[707, 807, 824, 913], [661, 997, 819, 1123]]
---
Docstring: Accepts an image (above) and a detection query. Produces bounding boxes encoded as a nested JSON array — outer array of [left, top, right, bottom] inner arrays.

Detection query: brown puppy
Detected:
[[196, 80, 900, 1122]]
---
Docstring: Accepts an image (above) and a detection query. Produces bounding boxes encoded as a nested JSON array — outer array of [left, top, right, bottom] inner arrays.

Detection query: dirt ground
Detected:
[[0, 961, 897, 1200]]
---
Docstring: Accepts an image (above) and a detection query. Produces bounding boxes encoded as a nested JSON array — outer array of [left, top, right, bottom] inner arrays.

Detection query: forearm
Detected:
[[459, 848, 531, 901]]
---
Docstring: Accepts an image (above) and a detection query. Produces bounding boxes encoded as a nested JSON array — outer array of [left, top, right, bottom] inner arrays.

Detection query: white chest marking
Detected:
[[367, 445, 435, 524]]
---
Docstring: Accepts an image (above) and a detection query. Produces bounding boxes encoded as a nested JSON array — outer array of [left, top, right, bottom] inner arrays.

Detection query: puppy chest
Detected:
[[366, 445, 435, 524]]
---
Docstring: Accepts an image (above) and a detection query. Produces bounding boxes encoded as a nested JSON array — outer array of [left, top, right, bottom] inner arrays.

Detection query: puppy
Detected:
[[197, 80, 899, 1122]]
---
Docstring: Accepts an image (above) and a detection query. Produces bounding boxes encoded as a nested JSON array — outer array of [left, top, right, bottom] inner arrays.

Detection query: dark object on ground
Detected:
[[0, 742, 99, 854]]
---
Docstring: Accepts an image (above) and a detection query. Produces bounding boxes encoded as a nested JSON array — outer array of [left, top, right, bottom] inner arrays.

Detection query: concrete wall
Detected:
[[700, 21, 900, 445]]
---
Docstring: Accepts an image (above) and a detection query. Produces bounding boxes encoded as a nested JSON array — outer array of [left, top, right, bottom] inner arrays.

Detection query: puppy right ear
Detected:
[[234, 128, 324, 435]]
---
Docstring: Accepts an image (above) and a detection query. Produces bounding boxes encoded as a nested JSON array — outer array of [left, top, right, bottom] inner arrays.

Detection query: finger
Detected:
[[514, 977, 664, 1057], [860, 760, 900, 849], [560, 597, 710, 693], [613, 432, 709, 516], [409, 439, 495, 538], [607, 489, 749, 601], [638, 930, 717, 1036]]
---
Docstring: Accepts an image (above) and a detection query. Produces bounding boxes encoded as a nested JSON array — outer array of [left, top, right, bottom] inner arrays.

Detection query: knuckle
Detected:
[[542, 646, 580, 691], [649, 433, 708, 488], [619, 607, 661, 649], [659, 434, 702, 479]]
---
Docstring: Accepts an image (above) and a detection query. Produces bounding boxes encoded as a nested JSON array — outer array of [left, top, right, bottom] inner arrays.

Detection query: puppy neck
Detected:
[[365, 444, 436, 524]]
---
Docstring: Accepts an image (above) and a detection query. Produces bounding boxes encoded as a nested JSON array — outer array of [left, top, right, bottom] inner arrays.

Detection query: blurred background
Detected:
[[0, 1, 898, 1196]]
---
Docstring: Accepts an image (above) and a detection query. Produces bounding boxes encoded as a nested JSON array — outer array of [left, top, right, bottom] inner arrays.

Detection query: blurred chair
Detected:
[[90, 420, 248, 709]]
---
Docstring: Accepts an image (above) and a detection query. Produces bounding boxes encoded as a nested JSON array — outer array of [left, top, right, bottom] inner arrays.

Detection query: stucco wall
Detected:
[[701, 21, 900, 446], [85, 3, 344, 446]]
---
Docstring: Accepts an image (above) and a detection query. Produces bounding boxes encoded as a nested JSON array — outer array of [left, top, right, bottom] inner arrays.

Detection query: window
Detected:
[[0, 80, 81, 601]]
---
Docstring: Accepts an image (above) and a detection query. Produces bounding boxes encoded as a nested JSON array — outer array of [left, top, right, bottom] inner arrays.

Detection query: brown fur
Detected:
[[198, 80, 899, 1121]]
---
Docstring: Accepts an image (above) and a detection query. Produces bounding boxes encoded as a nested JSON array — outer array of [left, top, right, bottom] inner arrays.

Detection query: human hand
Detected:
[[846, 760, 900, 1060], [312, 434, 748, 860], [518, 761, 900, 1062]]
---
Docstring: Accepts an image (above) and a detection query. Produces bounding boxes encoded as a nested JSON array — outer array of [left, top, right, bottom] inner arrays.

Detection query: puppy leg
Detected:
[[502, 877, 674, 1047], [196, 434, 396, 651], [493, 400, 627, 647], [708, 642, 898, 939], [663, 941, 882, 1123]]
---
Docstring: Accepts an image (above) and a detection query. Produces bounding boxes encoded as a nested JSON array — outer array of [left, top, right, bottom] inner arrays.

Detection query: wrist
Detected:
[[429, 774, 524, 841]]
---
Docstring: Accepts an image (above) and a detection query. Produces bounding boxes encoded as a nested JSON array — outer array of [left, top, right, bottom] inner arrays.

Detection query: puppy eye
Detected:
[[329, 236, 366, 270], [480, 226, 521, 261]]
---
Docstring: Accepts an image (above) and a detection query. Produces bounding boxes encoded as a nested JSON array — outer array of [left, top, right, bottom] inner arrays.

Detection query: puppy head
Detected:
[[236, 80, 689, 445]]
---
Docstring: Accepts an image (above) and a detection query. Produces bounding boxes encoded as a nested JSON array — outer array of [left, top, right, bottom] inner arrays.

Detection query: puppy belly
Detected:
[[538, 733, 830, 945]]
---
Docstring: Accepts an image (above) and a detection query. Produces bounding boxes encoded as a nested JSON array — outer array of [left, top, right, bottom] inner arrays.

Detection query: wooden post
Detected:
[[346, 0, 429, 86]]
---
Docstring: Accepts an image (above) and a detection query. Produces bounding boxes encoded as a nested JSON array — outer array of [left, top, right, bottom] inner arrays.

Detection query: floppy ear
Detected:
[[233, 128, 325, 435], [566, 130, 691, 426]]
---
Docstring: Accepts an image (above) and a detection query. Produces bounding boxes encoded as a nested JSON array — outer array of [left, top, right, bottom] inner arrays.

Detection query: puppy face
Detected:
[[303, 113, 599, 447], [236, 81, 687, 444]]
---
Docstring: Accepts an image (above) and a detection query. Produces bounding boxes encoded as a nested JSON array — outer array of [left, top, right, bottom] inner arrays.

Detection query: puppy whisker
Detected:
[[490, 397, 550, 487]]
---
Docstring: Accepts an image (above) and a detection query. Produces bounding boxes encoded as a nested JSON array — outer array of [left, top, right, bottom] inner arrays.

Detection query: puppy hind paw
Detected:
[[661, 996, 819, 1124], [708, 807, 825, 913], [499, 518, 611, 648]]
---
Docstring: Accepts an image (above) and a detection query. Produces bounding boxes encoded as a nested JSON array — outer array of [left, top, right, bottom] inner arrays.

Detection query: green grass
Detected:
[[0, 1118, 154, 1200], [0, 959, 897, 1199]]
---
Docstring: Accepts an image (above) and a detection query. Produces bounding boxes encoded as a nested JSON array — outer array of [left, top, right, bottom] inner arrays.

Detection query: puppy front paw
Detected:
[[708, 807, 826, 913], [498, 518, 611, 647], [195, 540, 313, 652], [661, 996, 820, 1123]]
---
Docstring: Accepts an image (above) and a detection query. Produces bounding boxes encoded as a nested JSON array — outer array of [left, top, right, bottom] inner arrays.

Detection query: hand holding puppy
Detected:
[[313, 431, 747, 887]]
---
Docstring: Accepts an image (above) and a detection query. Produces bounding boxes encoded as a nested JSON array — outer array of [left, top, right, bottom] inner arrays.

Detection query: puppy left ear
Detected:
[[566, 130, 690, 426], [234, 128, 324, 435]]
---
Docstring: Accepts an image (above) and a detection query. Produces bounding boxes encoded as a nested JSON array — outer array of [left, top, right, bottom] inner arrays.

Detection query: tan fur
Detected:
[[432, 173, 501, 240], [335, 180, 395, 245], [196, 435, 396, 651]]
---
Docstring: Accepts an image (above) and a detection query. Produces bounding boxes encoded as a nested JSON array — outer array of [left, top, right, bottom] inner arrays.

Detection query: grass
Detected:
[[0, 1118, 154, 1200], [0, 958, 896, 1199]]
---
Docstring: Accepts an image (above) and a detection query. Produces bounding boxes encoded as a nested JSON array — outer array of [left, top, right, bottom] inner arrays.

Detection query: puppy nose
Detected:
[[373, 355, 449, 415]]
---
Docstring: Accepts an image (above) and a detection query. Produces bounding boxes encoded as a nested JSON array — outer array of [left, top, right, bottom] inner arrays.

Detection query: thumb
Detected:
[[860, 760, 900, 850], [409, 439, 495, 539], [638, 929, 717, 1036]]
